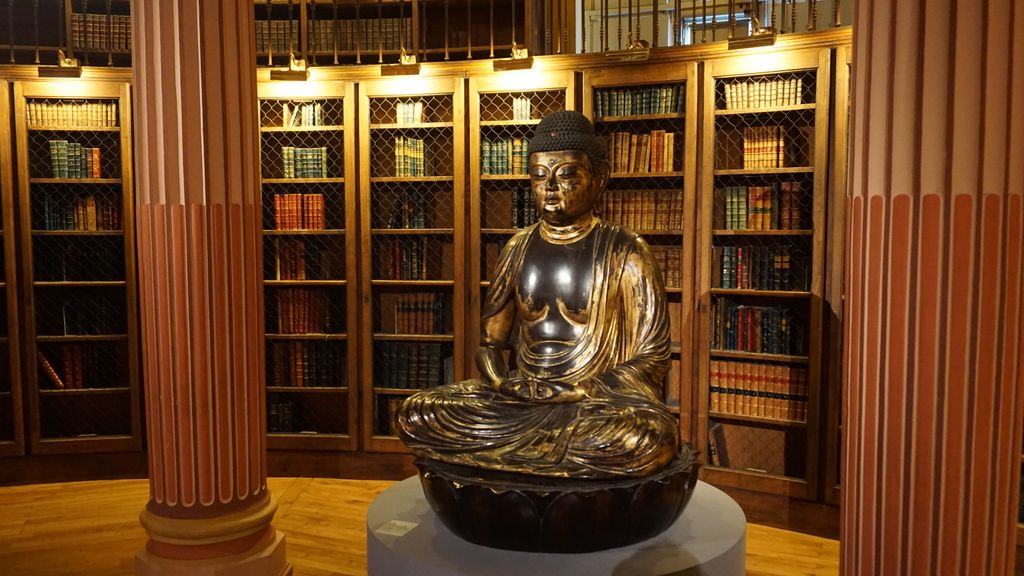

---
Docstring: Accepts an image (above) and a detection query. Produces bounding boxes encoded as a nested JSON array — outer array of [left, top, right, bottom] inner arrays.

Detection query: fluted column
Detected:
[[844, 0, 1023, 574], [132, 2, 290, 575]]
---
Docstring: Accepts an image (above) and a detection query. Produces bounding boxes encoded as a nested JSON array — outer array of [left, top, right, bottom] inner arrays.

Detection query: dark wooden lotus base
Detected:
[[414, 451, 700, 553]]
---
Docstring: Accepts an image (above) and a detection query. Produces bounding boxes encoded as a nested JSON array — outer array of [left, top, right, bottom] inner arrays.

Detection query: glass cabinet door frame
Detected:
[[257, 79, 360, 451], [14, 79, 140, 455], [357, 76, 466, 452], [697, 47, 831, 499]]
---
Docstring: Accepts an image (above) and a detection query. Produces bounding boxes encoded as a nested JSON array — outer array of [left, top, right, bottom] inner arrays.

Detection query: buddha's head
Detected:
[[527, 111, 609, 226]]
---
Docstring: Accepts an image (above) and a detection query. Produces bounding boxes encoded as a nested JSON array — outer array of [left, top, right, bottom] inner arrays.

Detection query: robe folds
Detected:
[[398, 220, 678, 478]]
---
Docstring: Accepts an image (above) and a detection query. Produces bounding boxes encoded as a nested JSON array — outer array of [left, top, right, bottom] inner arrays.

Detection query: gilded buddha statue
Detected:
[[398, 110, 681, 480]]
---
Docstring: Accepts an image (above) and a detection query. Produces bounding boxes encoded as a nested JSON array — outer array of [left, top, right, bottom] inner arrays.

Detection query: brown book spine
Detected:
[[38, 351, 65, 390], [709, 360, 720, 413]]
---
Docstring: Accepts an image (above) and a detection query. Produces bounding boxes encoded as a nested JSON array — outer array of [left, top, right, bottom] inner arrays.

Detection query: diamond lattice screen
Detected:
[[477, 89, 566, 282], [27, 95, 130, 441], [706, 68, 818, 479]]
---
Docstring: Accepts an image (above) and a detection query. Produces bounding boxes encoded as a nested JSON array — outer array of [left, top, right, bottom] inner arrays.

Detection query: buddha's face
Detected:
[[529, 150, 607, 226]]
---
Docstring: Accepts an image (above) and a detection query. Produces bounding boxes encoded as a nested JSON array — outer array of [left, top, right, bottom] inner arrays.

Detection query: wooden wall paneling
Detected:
[[823, 42, 851, 506], [0, 79, 23, 458]]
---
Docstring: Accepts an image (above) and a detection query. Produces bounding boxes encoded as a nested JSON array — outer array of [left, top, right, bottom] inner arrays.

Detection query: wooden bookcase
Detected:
[[358, 76, 466, 452], [258, 80, 359, 451], [13, 80, 140, 455], [254, 0, 419, 67], [254, 0, 309, 68], [466, 69, 575, 376], [697, 47, 831, 499], [582, 62, 699, 444], [253, 0, 532, 67], [67, 0, 132, 67], [0, 80, 24, 457], [0, 0, 131, 67]]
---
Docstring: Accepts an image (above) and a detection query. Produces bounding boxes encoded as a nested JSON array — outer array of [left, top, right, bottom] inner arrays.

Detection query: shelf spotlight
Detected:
[[38, 50, 82, 78], [492, 43, 533, 72], [270, 52, 310, 81], [605, 34, 650, 62], [728, 27, 777, 49], [382, 49, 421, 76], [729, 12, 777, 50]]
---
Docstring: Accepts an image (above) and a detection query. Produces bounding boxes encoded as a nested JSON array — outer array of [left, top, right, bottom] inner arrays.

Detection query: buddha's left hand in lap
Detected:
[[499, 376, 591, 403]]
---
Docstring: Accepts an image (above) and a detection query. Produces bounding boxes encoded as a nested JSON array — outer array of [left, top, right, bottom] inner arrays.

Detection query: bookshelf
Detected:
[[698, 48, 831, 499], [414, 0, 527, 62], [582, 63, 699, 443], [254, 0, 304, 67], [254, 0, 417, 67], [68, 0, 132, 67], [467, 70, 575, 377], [258, 81, 359, 451], [13, 80, 140, 455], [253, 0, 533, 67], [0, 0, 131, 67], [359, 77, 465, 452], [0, 80, 24, 458]]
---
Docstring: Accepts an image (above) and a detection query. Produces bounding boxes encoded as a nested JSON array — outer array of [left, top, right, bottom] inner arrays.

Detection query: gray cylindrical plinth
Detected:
[[367, 477, 746, 576]]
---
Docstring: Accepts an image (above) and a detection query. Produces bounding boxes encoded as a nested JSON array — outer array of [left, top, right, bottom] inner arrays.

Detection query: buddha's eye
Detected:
[[531, 168, 549, 180], [556, 166, 577, 179]]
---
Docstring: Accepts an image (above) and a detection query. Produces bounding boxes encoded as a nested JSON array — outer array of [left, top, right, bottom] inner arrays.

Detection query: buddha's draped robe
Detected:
[[397, 220, 678, 478]]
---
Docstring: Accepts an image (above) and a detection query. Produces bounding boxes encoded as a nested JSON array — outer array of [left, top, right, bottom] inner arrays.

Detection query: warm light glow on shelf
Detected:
[[483, 68, 539, 88], [372, 75, 438, 93], [263, 79, 330, 98]]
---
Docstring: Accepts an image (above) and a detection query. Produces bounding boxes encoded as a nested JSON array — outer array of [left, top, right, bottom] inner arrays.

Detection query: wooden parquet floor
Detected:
[[0, 477, 839, 576]]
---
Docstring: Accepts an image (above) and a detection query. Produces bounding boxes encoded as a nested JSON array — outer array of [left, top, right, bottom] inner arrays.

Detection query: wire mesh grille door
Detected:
[[23, 95, 135, 443], [590, 80, 687, 413], [259, 95, 352, 442], [707, 68, 819, 482], [476, 88, 567, 359], [367, 92, 458, 439]]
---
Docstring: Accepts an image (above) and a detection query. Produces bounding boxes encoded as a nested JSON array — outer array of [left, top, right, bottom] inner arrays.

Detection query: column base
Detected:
[[136, 529, 291, 576]]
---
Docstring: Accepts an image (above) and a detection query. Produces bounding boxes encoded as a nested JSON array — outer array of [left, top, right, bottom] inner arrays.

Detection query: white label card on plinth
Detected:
[[377, 519, 418, 537]]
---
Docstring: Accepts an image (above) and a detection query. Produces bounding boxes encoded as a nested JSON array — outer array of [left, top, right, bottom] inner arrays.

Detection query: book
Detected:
[[708, 421, 729, 467], [664, 357, 681, 407], [722, 76, 804, 110], [37, 351, 65, 390]]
